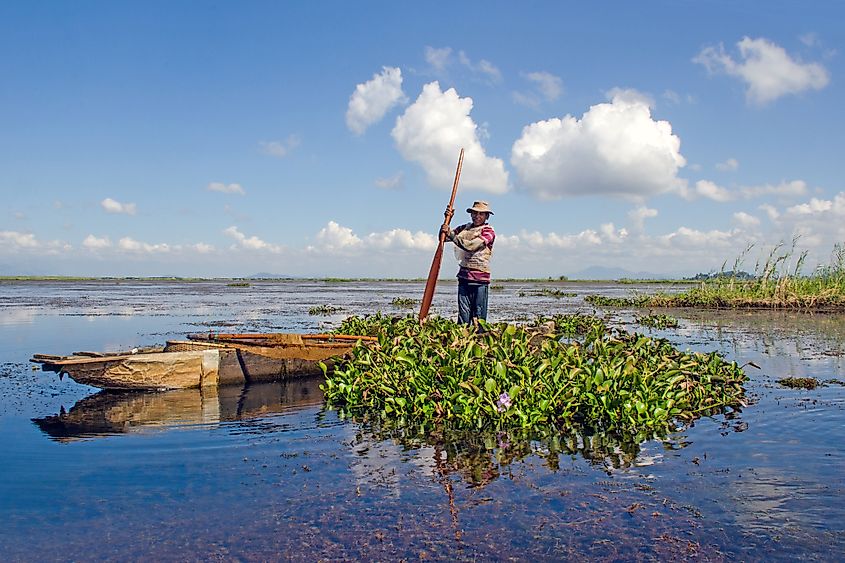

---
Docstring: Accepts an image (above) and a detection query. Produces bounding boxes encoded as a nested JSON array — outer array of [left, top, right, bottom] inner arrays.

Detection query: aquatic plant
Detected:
[[226, 282, 250, 287], [390, 297, 418, 309], [309, 304, 341, 315], [324, 314, 747, 435], [636, 314, 680, 329], [649, 240, 845, 310], [585, 295, 651, 307], [520, 288, 577, 298], [777, 377, 820, 390]]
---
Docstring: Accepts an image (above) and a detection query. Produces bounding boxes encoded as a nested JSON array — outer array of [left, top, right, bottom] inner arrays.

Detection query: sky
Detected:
[[1, 1, 844, 279]]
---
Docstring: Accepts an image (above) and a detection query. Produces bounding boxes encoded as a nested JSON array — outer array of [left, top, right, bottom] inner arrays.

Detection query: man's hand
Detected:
[[444, 207, 454, 222], [440, 224, 453, 240]]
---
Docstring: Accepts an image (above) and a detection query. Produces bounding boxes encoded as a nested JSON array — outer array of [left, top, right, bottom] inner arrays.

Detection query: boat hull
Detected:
[[33, 335, 362, 390]]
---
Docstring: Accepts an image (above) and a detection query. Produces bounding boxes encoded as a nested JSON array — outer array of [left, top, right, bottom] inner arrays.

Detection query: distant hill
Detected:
[[572, 265, 675, 280]]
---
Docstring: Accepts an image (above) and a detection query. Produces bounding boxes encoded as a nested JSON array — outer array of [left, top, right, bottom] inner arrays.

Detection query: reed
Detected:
[[650, 240, 845, 309]]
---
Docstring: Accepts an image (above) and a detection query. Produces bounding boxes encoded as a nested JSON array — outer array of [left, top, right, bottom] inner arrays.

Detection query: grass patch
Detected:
[[519, 288, 577, 298], [649, 240, 845, 310], [226, 282, 250, 287], [585, 295, 650, 307], [324, 314, 747, 434], [390, 297, 417, 309], [636, 314, 680, 329]]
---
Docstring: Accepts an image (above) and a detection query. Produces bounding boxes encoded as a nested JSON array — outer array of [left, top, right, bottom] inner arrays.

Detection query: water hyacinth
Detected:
[[322, 314, 748, 434]]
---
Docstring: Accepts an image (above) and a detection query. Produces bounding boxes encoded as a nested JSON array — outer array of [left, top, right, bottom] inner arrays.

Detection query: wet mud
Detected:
[[1, 280, 843, 560]]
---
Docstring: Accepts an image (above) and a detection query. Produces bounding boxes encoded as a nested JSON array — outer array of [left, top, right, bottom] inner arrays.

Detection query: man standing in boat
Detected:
[[440, 201, 496, 325]]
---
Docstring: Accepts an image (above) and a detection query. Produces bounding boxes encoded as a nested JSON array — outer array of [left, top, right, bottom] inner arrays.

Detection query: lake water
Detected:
[[1, 280, 843, 561]]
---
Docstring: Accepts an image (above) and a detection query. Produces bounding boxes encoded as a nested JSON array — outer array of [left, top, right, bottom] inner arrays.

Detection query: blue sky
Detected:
[[2, 1, 843, 278]]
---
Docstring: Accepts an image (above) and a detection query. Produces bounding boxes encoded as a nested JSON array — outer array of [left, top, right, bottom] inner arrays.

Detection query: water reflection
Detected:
[[342, 413, 715, 486], [32, 377, 324, 442]]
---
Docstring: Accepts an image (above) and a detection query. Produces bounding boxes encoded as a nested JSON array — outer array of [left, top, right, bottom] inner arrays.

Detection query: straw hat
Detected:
[[466, 200, 494, 215]]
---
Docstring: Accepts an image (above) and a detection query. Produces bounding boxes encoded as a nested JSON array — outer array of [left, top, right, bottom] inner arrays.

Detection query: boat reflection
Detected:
[[32, 376, 325, 442]]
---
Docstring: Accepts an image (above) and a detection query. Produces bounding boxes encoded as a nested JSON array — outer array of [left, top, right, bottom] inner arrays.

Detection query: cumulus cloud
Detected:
[[392, 81, 509, 194], [0, 230, 39, 249], [191, 243, 215, 254], [658, 226, 739, 249], [716, 158, 739, 171], [693, 36, 830, 105], [628, 205, 658, 231], [374, 172, 404, 190], [309, 221, 437, 254], [207, 182, 245, 195], [346, 66, 406, 135], [101, 198, 137, 215], [511, 89, 686, 200], [223, 226, 282, 253], [514, 71, 563, 107], [118, 237, 170, 253], [82, 234, 111, 249], [733, 211, 761, 228], [693, 180, 734, 202], [259, 135, 300, 158]]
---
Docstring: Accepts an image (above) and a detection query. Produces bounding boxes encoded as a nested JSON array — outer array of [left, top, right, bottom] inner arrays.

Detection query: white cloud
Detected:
[[511, 89, 686, 200], [628, 206, 658, 231], [117, 237, 170, 254], [374, 172, 404, 190], [514, 71, 563, 107], [733, 211, 761, 228], [346, 66, 406, 135], [314, 221, 362, 251], [259, 136, 300, 158], [424, 46, 452, 74], [693, 37, 830, 105], [101, 198, 137, 215], [739, 180, 807, 199], [207, 182, 245, 195], [759, 203, 780, 221], [716, 158, 739, 171], [392, 81, 509, 194], [223, 226, 282, 253], [785, 197, 834, 216], [82, 234, 111, 249], [0, 230, 39, 249], [308, 221, 437, 255], [658, 226, 739, 249], [457, 51, 502, 83], [364, 228, 437, 251], [191, 243, 215, 254], [694, 180, 734, 202], [118, 237, 170, 253]]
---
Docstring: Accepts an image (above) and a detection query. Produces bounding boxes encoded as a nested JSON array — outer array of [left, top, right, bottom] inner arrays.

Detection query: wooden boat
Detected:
[[30, 333, 374, 391]]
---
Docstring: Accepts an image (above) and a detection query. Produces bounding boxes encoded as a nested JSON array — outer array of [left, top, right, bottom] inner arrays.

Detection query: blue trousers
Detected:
[[458, 280, 489, 324]]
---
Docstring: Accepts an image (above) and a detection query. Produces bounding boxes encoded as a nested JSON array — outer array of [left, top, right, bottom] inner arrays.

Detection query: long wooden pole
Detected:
[[419, 148, 464, 320]]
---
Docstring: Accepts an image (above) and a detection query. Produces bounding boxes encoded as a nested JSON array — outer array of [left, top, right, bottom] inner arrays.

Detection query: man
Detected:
[[441, 201, 496, 325]]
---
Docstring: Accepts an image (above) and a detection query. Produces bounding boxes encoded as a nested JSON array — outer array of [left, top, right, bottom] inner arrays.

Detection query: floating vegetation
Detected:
[[490, 284, 505, 291], [636, 314, 680, 329], [226, 282, 250, 287], [325, 314, 747, 435], [778, 377, 820, 390], [308, 304, 341, 315], [390, 297, 417, 309], [519, 288, 577, 298], [585, 295, 650, 307]]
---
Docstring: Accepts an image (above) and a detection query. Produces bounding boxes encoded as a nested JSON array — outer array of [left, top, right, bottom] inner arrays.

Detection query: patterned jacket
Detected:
[[450, 222, 495, 283]]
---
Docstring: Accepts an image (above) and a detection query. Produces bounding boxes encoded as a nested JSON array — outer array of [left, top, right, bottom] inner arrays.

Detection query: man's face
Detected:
[[470, 211, 488, 226]]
